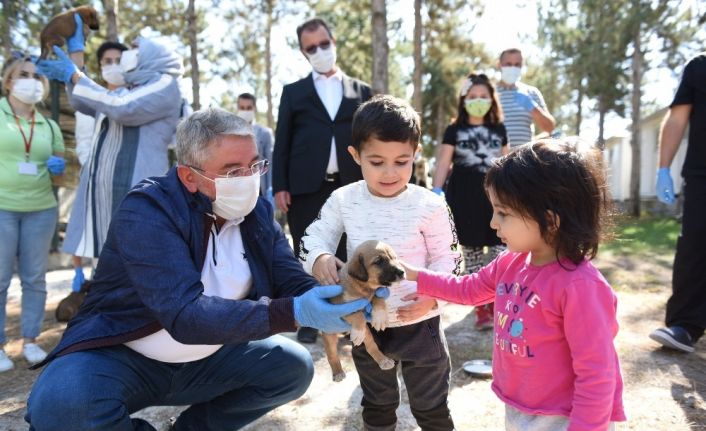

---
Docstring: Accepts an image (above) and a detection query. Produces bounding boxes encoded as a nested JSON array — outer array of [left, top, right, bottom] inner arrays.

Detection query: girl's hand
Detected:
[[312, 254, 343, 285], [397, 293, 437, 321], [400, 260, 420, 281]]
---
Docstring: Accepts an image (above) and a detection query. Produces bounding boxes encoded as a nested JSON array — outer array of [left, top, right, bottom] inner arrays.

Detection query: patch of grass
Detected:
[[602, 216, 680, 255]]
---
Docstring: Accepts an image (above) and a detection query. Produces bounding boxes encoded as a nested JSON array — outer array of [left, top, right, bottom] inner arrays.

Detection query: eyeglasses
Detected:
[[303, 40, 332, 55], [188, 159, 269, 179]]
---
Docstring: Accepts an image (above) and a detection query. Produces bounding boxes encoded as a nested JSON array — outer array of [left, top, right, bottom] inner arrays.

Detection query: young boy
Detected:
[[300, 95, 461, 430]]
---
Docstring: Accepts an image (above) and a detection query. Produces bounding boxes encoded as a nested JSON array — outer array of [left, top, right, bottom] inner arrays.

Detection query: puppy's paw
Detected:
[[377, 356, 395, 370], [350, 327, 366, 346], [371, 307, 388, 331], [332, 371, 346, 382]]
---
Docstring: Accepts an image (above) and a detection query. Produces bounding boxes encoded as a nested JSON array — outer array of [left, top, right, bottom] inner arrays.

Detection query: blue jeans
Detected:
[[0, 207, 58, 345], [26, 335, 314, 430]]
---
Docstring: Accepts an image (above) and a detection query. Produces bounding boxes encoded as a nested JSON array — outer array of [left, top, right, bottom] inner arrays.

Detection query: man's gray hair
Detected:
[[176, 107, 255, 167]]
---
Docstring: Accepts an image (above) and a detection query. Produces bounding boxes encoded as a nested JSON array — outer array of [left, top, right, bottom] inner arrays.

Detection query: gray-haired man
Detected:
[[26, 108, 372, 430]]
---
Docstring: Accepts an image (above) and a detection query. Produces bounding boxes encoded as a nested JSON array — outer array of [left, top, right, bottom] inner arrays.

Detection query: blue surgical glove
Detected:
[[36, 46, 78, 83], [514, 89, 538, 112], [72, 267, 85, 293], [364, 286, 391, 320], [656, 167, 675, 205], [293, 285, 369, 333], [431, 187, 444, 196], [46, 155, 65, 175], [66, 13, 85, 53]]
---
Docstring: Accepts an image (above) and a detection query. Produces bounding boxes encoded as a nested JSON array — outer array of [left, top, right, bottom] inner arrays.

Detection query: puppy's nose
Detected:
[[395, 267, 404, 277]]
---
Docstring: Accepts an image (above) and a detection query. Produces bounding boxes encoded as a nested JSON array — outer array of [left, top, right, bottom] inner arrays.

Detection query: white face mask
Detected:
[[237, 110, 255, 124], [11, 78, 44, 105], [101, 64, 126, 87], [500, 66, 522, 85], [210, 174, 260, 220], [307, 44, 337, 74], [120, 49, 139, 73]]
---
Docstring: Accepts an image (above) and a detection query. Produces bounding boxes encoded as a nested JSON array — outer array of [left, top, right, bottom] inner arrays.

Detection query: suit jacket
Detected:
[[273, 72, 372, 196]]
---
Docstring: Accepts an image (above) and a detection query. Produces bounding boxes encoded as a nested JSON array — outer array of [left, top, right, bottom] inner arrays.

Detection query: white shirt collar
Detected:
[[312, 68, 344, 82]]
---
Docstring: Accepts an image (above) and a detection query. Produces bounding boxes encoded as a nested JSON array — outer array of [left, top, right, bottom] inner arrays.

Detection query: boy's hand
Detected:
[[398, 293, 437, 322], [399, 260, 420, 281], [312, 253, 343, 285]]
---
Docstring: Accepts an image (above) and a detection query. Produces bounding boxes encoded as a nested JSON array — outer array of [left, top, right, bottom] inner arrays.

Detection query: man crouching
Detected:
[[26, 108, 370, 430]]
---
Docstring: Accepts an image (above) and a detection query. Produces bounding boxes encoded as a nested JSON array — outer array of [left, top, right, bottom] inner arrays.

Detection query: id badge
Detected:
[[18, 161, 38, 176]]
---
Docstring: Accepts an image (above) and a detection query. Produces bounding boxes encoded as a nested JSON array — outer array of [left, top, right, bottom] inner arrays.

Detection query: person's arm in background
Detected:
[[655, 104, 691, 204], [528, 87, 555, 133], [46, 119, 66, 176], [431, 144, 454, 195], [499, 123, 510, 156], [273, 87, 292, 212]]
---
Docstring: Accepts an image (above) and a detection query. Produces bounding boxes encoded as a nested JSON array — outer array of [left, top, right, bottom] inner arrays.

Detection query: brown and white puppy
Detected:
[[322, 240, 405, 382], [40, 6, 100, 59]]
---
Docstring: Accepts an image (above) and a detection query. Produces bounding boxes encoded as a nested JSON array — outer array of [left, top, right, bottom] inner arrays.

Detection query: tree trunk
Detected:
[[102, 0, 119, 42], [435, 100, 445, 147], [597, 100, 606, 150], [412, 0, 423, 114], [265, 0, 274, 129], [575, 79, 583, 136], [629, 30, 642, 217], [2, 0, 13, 59], [371, 0, 389, 94], [186, 0, 200, 110]]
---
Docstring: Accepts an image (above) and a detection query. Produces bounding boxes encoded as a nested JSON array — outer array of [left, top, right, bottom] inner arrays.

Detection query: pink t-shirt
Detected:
[[417, 251, 626, 431]]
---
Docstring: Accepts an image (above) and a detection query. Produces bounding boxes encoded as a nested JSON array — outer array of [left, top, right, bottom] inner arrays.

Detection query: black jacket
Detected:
[[273, 72, 372, 196]]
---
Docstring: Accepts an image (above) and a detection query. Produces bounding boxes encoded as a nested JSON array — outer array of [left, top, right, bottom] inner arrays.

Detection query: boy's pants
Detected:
[[352, 316, 455, 431]]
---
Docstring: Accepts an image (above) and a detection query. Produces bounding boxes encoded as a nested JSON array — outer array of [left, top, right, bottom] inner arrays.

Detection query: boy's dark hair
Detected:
[[237, 92, 256, 105], [351, 94, 421, 152], [485, 139, 611, 266], [454, 73, 503, 126], [96, 41, 128, 64], [296, 18, 333, 48]]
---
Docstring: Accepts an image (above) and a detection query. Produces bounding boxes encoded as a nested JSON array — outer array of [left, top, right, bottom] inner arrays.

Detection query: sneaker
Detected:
[[0, 350, 14, 373], [474, 304, 494, 331], [22, 343, 48, 364], [649, 326, 694, 353]]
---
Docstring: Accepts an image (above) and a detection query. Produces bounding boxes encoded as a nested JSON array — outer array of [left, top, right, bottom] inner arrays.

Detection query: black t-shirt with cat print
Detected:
[[442, 123, 508, 173]]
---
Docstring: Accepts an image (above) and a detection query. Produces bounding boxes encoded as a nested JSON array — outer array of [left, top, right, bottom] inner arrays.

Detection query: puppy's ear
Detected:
[[347, 252, 369, 282]]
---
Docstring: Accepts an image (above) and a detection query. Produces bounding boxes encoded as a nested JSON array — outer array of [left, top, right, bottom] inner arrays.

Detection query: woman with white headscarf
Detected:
[[38, 30, 185, 266]]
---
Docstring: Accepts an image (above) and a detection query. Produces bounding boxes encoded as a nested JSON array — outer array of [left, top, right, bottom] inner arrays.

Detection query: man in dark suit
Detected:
[[273, 18, 372, 343]]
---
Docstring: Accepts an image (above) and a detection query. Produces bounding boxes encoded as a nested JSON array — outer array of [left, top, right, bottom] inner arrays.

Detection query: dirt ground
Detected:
[[1, 249, 705, 430]]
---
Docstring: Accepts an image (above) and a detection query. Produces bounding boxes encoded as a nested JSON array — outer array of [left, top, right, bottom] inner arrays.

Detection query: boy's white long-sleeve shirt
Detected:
[[300, 180, 462, 327]]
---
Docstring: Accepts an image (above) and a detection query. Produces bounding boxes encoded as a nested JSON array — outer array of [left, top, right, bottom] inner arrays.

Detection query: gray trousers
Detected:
[[352, 316, 455, 431]]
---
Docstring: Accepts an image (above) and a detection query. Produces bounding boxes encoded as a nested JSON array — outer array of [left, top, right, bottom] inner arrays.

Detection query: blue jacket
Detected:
[[37, 168, 316, 367]]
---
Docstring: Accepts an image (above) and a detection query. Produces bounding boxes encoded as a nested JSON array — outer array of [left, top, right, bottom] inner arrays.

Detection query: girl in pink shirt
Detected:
[[403, 140, 626, 431]]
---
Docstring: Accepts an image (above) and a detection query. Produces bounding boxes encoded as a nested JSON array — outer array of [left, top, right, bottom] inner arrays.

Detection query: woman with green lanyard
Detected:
[[0, 55, 65, 372]]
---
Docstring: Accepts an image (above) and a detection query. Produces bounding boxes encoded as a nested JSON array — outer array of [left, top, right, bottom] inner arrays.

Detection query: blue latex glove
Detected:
[[46, 155, 65, 175], [67, 13, 85, 53], [293, 285, 369, 333], [431, 187, 444, 196], [36, 47, 78, 83], [72, 267, 85, 292], [656, 167, 675, 205], [514, 89, 538, 112], [364, 287, 392, 320]]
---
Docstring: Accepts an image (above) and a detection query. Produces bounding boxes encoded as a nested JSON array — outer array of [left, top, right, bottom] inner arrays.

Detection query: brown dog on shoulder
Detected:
[[321, 240, 406, 382], [55, 280, 90, 322], [40, 6, 100, 59]]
